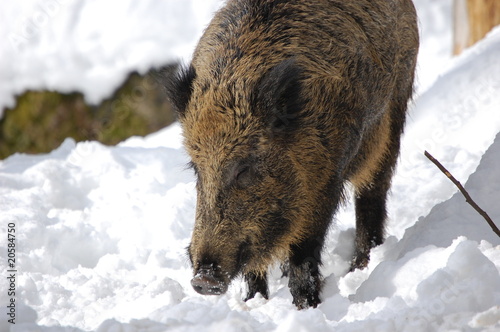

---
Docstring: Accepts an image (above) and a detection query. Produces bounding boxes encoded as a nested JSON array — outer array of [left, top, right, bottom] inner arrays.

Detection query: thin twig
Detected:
[[424, 150, 500, 238]]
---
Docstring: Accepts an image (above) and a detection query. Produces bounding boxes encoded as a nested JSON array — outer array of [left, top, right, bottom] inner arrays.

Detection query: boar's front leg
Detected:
[[244, 271, 269, 301], [288, 238, 323, 309]]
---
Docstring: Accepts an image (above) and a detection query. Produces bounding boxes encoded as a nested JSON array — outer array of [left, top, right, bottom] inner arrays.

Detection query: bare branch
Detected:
[[424, 150, 500, 238]]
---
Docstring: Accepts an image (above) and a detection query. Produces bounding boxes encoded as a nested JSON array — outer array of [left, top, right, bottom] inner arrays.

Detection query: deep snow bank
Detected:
[[0, 129, 196, 330], [0, 0, 224, 114], [1, 129, 499, 332], [388, 25, 500, 238]]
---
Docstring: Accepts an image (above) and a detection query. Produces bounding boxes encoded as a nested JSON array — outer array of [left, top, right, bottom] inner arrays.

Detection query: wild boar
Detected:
[[163, 0, 419, 309]]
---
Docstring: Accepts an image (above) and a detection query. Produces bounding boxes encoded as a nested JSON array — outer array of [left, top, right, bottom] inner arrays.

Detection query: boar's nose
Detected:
[[191, 265, 228, 295]]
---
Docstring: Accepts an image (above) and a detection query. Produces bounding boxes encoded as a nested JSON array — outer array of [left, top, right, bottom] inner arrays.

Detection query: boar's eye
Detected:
[[233, 163, 253, 188], [236, 165, 250, 180]]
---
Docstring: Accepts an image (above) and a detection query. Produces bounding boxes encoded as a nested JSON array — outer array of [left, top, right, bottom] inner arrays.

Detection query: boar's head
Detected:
[[165, 59, 320, 296]]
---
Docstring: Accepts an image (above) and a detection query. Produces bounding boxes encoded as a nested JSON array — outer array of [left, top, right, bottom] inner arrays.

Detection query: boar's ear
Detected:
[[256, 58, 304, 134], [154, 63, 196, 118]]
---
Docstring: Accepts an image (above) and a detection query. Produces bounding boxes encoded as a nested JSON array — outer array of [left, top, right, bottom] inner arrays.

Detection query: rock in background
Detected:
[[0, 64, 177, 159]]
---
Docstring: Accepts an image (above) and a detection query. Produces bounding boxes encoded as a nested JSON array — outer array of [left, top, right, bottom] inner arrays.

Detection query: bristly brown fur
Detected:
[[166, 0, 419, 309]]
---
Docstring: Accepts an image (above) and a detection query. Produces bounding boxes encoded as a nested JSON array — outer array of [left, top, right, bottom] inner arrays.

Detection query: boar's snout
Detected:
[[191, 264, 228, 296]]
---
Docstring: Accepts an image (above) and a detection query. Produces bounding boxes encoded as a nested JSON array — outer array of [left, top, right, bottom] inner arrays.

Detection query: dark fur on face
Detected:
[[162, 0, 419, 309]]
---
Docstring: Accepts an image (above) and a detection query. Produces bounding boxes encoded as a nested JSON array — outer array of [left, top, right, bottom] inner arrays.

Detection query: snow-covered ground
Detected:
[[1, 0, 500, 331]]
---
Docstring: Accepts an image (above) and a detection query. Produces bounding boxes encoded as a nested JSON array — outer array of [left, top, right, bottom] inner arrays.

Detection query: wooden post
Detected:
[[453, 0, 500, 55]]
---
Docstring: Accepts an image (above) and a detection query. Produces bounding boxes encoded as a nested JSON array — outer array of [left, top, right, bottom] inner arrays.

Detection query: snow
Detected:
[[1, 1, 500, 331], [0, 0, 224, 115]]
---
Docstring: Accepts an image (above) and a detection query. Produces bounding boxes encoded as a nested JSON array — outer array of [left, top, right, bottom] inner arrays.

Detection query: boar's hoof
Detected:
[[350, 250, 370, 272], [289, 261, 322, 309], [291, 289, 321, 310], [191, 273, 228, 295]]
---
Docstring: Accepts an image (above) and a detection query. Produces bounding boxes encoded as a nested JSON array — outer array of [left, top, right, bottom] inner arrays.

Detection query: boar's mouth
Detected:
[[190, 240, 252, 296], [191, 265, 228, 295]]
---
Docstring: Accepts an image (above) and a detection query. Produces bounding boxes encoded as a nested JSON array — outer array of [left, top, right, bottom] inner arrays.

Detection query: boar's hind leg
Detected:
[[288, 238, 323, 309], [351, 165, 391, 270], [244, 271, 269, 301], [351, 105, 406, 271]]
